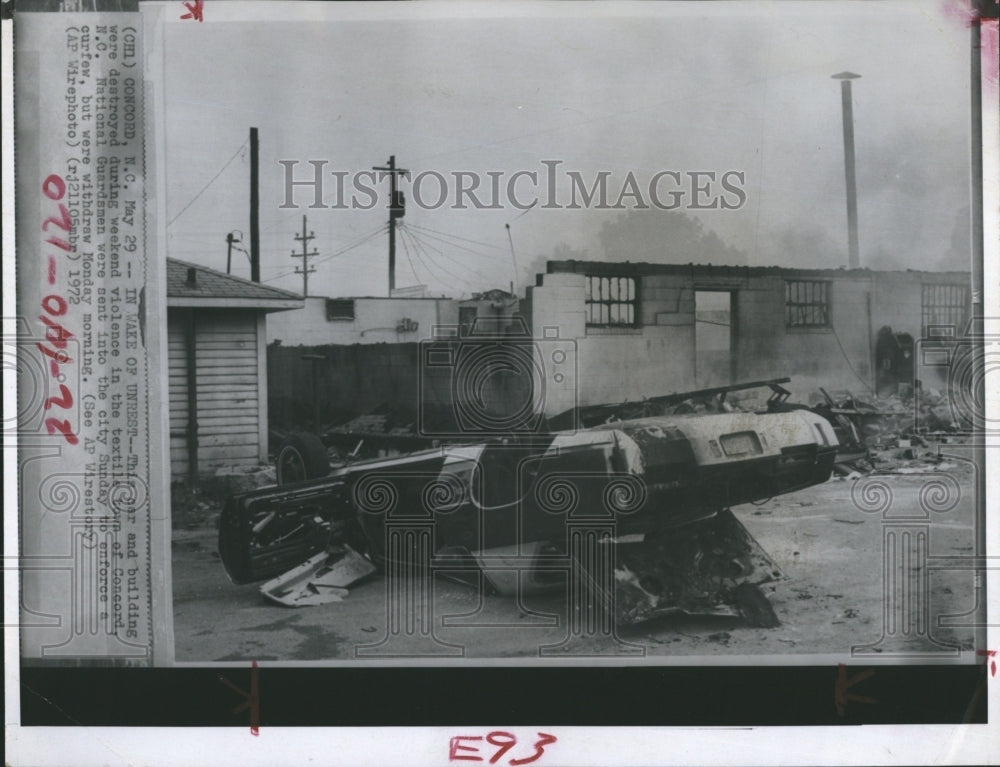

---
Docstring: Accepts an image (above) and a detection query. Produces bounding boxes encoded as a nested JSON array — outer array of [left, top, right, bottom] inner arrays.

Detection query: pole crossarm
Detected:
[[291, 214, 318, 297], [373, 155, 409, 295]]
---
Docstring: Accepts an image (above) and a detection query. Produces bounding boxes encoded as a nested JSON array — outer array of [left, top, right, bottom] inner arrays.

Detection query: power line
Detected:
[[401, 224, 500, 263], [505, 223, 519, 295], [266, 228, 383, 284], [400, 224, 495, 285], [372, 154, 409, 295], [396, 225, 421, 286], [267, 232, 363, 284], [168, 140, 248, 227], [405, 222, 504, 251], [411, 230, 482, 291], [263, 225, 387, 284], [507, 199, 538, 224], [405, 222, 504, 261], [397, 227, 449, 288], [402, 227, 507, 289], [290, 215, 319, 297], [310, 224, 387, 268], [399, 226, 471, 290]]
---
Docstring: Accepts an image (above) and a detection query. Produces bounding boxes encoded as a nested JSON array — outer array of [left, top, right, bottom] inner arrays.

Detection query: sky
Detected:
[[159, 1, 974, 299]]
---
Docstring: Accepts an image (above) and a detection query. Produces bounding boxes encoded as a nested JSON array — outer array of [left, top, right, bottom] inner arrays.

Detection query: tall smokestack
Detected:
[[832, 71, 861, 269]]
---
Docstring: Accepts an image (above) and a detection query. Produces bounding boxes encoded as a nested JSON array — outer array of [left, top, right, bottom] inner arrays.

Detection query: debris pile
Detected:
[[227, 377, 844, 626], [210, 464, 278, 496], [811, 386, 970, 476], [271, 404, 431, 466], [260, 544, 376, 607], [328, 405, 416, 439]]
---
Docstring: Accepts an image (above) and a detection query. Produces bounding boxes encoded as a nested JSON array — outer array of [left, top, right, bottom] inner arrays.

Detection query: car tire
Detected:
[[276, 432, 330, 485]]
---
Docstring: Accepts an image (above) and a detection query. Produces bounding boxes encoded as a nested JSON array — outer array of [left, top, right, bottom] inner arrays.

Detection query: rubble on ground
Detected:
[[260, 544, 376, 607], [271, 404, 431, 465], [210, 464, 278, 496], [810, 386, 971, 476]]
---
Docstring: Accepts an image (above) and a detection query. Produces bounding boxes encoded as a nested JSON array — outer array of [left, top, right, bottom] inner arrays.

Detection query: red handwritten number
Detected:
[[41, 294, 68, 317], [42, 174, 66, 200], [42, 203, 73, 233], [449, 733, 557, 765], [46, 236, 73, 252], [44, 384, 74, 411], [38, 173, 76, 446], [45, 417, 78, 445], [36, 342, 71, 365], [39, 315, 74, 348], [181, 0, 204, 21], [485, 732, 517, 765], [510, 733, 557, 766]]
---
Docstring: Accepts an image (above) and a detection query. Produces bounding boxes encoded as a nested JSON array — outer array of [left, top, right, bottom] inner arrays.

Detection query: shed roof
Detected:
[[167, 258, 304, 310]]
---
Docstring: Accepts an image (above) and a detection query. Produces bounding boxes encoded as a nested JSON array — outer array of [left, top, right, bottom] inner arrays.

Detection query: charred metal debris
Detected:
[[221, 378, 849, 627], [219, 377, 965, 627]]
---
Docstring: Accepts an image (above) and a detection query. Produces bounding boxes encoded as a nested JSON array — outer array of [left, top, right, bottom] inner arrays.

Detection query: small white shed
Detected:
[[166, 258, 302, 482]]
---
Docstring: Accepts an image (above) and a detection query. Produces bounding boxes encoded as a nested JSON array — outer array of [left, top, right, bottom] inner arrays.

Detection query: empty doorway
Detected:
[[695, 290, 735, 387]]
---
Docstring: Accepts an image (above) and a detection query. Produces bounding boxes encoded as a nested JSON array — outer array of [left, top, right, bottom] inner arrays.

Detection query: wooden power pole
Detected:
[[373, 155, 408, 295], [250, 126, 261, 282], [291, 215, 318, 297]]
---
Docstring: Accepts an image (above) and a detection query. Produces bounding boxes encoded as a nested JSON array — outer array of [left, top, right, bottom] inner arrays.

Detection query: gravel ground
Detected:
[[171, 461, 980, 662]]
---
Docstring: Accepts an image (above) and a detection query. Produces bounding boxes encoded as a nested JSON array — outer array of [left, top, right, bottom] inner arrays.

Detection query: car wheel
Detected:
[[276, 432, 330, 485]]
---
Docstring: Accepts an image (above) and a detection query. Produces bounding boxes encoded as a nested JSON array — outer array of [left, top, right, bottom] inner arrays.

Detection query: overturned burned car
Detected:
[[219, 379, 839, 627]]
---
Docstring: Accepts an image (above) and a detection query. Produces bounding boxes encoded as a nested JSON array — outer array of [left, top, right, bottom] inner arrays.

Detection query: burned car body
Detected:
[[219, 380, 839, 626]]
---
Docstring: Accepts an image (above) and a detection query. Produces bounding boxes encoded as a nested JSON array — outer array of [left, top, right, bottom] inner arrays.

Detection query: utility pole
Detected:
[[250, 126, 261, 282], [226, 231, 235, 274], [832, 72, 861, 269], [373, 155, 408, 296], [226, 230, 246, 275], [226, 231, 238, 274], [291, 215, 318, 297]]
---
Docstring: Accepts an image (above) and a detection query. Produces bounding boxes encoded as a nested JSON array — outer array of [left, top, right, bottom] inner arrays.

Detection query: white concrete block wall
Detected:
[[266, 296, 460, 346], [528, 271, 697, 413]]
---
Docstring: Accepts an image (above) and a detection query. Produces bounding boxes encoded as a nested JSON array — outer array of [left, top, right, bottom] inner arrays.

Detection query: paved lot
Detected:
[[172, 460, 980, 662]]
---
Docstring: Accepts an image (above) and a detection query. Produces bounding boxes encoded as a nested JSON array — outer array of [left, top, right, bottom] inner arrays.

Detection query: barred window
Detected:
[[325, 298, 355, 321], [922, 284, 968, 336], [785, 280, 830, 328], [585, 275, 638, 327]]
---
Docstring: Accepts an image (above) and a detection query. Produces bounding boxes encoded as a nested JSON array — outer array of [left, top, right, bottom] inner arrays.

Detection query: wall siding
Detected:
[[168, 310, 261, 479]]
